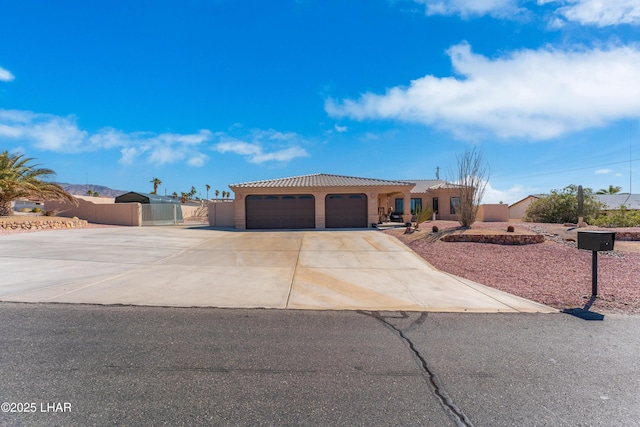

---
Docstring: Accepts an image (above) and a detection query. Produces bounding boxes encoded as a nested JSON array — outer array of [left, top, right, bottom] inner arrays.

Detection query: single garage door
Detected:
[[245, 194, 315, 229], [325, 194, 368, 228]]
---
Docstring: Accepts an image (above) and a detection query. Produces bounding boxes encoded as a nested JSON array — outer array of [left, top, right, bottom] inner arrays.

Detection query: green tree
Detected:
[[524, 185, 603, 223], [150, 177, 162, 194], [596, 185, 622, 194], [86, 190, 93, 196], [0, 151, 76, 216], [215, 189, 220, 198], [205, 184, 211, 200], [93, 191, 99, 197]]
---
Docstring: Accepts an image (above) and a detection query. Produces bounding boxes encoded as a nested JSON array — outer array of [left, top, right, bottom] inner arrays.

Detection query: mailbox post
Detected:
[[577, 231, 616, 296]]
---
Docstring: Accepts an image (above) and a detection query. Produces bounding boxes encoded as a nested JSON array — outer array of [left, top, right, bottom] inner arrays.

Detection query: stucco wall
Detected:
[[181, 204, 204, 218], [477, 204, 509, 222], [45, 198, 142, 226], [409, 188, 461, 221], [231, 185, 414, 229], [509, 196, 537, 219], [208, 201, 235, 227]]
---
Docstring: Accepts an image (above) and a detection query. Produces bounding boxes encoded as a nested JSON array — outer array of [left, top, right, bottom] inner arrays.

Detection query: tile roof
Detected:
[[595, 194, 640, 210], [406, 179, 457, 193], [230, 173, 415, 188]]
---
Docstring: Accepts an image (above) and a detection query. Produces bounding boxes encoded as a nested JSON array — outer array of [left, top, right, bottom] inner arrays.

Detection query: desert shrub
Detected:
[[507, 225, 515, 232], [414, 205, 433, 229], [524, 185, 602, 223], [32, 207, 43, 213], [18, 208, 31, 212], [432, 225, 439, 233], [592, 207, 640, 228]]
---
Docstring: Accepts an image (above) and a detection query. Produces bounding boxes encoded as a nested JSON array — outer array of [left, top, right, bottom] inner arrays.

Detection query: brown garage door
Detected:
[[245, 194, 315, 229], [325, 194, 368, 228]]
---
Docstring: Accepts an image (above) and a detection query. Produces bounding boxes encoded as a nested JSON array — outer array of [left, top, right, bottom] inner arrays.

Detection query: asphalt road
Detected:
[[1, 303, 638, 426]]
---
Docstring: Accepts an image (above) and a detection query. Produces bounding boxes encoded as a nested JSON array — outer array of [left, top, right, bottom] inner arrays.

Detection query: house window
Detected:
[[395, 198, 423, 214], [395, 198, 404, 214], [450, 197, 460, 215], [432, 197, 439, 214], [411, 198, 422, 215]]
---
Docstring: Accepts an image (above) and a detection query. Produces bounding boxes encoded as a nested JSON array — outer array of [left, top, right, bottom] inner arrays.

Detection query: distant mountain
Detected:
[[56, 183, 128, 198]]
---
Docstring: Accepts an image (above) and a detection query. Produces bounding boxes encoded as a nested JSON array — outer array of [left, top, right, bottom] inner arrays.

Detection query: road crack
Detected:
[[358, 310, 474, 427]]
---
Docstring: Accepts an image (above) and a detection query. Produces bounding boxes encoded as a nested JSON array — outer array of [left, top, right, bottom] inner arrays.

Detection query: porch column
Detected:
[[402, 191, 412, 224]]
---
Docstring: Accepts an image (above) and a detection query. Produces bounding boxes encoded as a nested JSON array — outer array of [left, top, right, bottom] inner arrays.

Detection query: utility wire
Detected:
[[510, 158, 640, 180]]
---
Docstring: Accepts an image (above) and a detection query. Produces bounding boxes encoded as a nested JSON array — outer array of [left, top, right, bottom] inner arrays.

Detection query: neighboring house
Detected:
[[509, 195, 540, 220], [228, 173, 463, 230], [12, 199, 45, 212], [594, 194, 640, 211]]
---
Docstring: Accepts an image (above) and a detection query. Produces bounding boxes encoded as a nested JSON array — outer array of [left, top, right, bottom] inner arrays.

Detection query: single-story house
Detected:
[[594, 194, 640, 211], [509, 195, 541, 220], [228, 173, 464, 230]]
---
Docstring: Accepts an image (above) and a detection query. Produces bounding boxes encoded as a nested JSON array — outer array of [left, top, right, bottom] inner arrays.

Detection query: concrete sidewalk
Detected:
[[0, 227, 555, 313]]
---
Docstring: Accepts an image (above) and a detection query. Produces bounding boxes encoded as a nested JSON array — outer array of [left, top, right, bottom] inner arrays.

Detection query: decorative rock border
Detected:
[[441, 233, 545, 245], [0, 218, 89, 231], [612, 231, 640, 241]]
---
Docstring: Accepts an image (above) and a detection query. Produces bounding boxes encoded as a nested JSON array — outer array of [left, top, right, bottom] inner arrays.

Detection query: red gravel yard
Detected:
[[386, 221, 640, 314]]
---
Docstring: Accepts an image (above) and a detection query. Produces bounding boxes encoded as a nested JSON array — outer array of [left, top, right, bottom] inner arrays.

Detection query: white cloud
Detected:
[[214, 135, 309, 164], [0, 66, 14, 82], [0, 110, 87, 152], [544, 0, 640, 27], [595, 168, 612, 174], [334, 124, 348, 133], [0, 108, 212, 166], [326, 42, 640, 140], [482, 182, 530, 204], [414, 0, 524, 18]]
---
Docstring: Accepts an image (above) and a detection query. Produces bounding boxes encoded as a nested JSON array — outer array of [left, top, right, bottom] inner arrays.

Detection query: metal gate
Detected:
[[141, 204, 182, 226]]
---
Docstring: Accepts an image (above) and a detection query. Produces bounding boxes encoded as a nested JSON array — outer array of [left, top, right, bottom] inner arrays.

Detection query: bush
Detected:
[[524, 185, 602, 223], [414, 205, 433, 229], [592, 207, 640, 228], [432, 225, 439, 233], [507, 225, 515, 232], [32, 207, 43, 213]]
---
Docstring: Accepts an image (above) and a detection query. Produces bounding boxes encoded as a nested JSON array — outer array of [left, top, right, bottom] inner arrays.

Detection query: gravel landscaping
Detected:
[[386, 221, 640, 314]]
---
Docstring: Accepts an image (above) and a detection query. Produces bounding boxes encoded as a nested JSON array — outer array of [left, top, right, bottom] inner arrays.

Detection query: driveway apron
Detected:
[[0, 227, 554, 312]]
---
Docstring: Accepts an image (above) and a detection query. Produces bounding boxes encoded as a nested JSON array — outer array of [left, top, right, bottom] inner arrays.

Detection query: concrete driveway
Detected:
[[0, 226, 554, 312]]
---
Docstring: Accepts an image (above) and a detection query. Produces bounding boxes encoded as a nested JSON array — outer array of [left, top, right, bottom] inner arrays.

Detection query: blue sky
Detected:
[[1, 0, 640, 204]]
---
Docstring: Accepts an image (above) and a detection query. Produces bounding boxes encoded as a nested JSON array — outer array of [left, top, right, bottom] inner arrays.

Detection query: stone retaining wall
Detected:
[[441, 233, 545, 245], [0, 218, 89, 231], [614, 231, 640, 241]]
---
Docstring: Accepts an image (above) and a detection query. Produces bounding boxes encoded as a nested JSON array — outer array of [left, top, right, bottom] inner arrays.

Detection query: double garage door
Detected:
[[246, 194, 367, 229]]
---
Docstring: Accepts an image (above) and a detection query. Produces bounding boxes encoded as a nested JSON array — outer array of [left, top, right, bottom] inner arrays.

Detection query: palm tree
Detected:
[[596, 185, 622, 195], [0, 151, 76, 216], [150, 177, 162, 194], [205, 184, 210, 200], [215, 189, 220, 199]]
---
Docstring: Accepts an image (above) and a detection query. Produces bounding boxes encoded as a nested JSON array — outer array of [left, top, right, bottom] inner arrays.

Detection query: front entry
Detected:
[[325, 194, 368, 228]]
